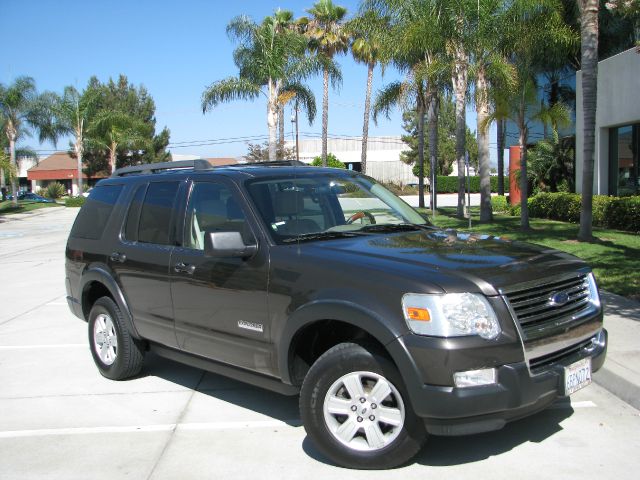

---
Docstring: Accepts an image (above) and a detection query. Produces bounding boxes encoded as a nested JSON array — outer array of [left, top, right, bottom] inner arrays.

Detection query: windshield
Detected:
[[245, 172, 430, 244]]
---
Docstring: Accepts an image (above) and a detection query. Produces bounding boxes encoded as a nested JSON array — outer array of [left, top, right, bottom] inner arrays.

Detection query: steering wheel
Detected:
[[346, 211, 376, 225]]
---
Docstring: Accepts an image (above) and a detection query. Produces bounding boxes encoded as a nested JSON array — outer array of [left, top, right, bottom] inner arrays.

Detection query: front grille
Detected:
[[528, 337, 595, 374], [504, 274, 594, 341]]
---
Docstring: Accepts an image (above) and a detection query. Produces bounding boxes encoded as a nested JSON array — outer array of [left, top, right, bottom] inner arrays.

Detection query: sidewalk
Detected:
[[594, 291, 640, 410]]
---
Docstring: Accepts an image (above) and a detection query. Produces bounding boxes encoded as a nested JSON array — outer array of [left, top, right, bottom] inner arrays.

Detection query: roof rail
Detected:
[[111, 160, 213, 177], [243, 160, 308, 167]]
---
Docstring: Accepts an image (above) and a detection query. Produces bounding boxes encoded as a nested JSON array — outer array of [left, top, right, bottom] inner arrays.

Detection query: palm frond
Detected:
[[201, 77, 262, 113]]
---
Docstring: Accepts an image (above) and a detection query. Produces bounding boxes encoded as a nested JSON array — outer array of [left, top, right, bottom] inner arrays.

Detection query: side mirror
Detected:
[[204, 231, 258, 259]]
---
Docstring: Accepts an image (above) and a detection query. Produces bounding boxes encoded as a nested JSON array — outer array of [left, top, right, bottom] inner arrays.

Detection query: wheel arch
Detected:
[[80, 266, 141, 340], [279, 301, 407, 386]]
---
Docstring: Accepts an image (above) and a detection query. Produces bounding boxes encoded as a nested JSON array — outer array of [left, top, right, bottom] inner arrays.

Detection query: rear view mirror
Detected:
[[204, 231, 258, 259]]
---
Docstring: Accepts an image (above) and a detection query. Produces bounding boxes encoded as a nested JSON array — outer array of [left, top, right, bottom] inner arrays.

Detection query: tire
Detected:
[[88, 297, 144, 380], [300, 342, 427, 469]]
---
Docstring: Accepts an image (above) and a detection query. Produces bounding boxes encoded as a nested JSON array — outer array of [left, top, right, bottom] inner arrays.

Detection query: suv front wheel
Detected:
[[88, 297, 144, 380], [300, 342, 427, 469]]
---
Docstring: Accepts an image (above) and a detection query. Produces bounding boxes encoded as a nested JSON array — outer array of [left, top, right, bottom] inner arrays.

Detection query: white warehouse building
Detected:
[[287, 135, 419, 185]]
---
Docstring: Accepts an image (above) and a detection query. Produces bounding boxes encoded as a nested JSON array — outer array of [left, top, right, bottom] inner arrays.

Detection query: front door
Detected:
[[170, 180, 272, 375]]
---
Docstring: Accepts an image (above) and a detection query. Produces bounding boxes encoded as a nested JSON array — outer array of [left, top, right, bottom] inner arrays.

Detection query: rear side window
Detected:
[[70, 185, 123, 239], [138, 182, 180, 245], [123, 184, 147, 241]]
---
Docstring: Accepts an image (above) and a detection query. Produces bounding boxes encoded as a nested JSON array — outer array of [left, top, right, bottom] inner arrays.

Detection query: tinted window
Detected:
[[184, 182, 249, 250], [70, 185, 123, 239], [138, 182, 180, 245], [123, 184, 147, 241]]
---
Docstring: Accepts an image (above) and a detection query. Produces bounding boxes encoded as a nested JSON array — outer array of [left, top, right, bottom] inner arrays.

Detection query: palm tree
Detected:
[[469, 0, 517, 223], [301, 0, 349, 166], [203, 12, 316, 161], [499, 0, 576, 230], [89, 111, 149, 173], [0, 76, 58, 206], [50, 86, 99, 195], [346, 10, 387, 175], [577, 0, 599, 242]]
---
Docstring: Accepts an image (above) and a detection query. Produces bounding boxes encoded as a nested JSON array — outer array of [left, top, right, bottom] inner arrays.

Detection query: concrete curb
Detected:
[[594, 366, 640, 411]]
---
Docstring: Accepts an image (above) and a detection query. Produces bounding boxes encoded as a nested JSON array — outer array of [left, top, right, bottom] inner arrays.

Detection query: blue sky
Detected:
[[1, 0, 490, 161]]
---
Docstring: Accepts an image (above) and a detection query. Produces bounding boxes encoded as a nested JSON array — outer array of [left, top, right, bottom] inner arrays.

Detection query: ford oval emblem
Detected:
[[549, 291, 570, 307]]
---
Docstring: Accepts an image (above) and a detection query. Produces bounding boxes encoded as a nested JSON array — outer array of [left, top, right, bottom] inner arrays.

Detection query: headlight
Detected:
[[402, 293, 501, 340], [586, 272, 601, 309]]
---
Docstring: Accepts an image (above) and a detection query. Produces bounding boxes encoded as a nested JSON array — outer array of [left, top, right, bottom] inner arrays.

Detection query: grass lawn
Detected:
[[0, 200, 62, 215], [419, 207, 640, 300]]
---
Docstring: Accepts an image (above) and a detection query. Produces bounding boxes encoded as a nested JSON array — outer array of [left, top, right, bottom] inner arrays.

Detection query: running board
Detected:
[[151, 344, 300, 396]]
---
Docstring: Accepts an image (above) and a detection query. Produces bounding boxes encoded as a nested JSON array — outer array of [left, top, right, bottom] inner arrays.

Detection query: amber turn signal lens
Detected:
[[406, 307, 431, 322]]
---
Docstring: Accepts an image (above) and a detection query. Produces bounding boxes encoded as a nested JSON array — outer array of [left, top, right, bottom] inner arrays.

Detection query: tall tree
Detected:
[[301, 0, 349, 166], [203, 12, 320, 161], [577, 0, 599, 241], [469, 0, 517, 222], [50, 86, 97, 195], [502, 0, 576, 230], [80, 75, 170, 174], [346, 10, 387, 175], [0, 77, 58, 206]]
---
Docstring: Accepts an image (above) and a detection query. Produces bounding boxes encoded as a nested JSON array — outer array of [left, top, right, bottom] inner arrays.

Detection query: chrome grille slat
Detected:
[[504, 273, 593, 342]]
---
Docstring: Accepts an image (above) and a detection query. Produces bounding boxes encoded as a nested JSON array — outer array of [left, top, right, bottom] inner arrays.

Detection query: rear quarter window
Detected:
[[70, 185, 124, 240]]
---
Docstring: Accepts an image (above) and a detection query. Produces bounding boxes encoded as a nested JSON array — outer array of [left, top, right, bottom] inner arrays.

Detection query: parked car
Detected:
[[65, 160, 606, 469], [5, 192, 55, 203]]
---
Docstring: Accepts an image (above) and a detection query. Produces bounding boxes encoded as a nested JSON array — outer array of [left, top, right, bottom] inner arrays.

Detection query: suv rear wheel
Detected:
[[88, 297, 144, 380], [300, 342, 426, 469]]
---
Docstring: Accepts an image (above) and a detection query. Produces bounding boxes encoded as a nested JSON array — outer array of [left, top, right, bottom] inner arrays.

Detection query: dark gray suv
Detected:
[[65, 160, 606, 469]]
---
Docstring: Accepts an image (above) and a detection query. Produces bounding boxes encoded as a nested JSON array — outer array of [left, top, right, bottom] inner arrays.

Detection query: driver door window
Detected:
[[184, 182, 248, 250]]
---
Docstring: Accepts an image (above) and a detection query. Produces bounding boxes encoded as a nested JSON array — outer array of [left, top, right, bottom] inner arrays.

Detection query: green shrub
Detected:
[[65, 196, 86, 207], [44, 182, 66, 199], [527, 192, 640, 233], [429, 176, 509, 194], [311, 153, 346, 169], [491, 195, 509, 213]]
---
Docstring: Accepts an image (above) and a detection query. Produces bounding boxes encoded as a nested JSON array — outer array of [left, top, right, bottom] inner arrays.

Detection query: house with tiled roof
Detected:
[[27, 152, 107, 196]]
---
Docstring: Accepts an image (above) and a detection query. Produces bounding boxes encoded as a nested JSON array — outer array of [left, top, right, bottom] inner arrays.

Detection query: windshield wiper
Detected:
[[281, 231, 365, 243], [359, 223, 430, 233]]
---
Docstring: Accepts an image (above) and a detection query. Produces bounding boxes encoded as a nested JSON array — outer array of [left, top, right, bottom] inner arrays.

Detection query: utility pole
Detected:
[[465, 151, 471, 229]]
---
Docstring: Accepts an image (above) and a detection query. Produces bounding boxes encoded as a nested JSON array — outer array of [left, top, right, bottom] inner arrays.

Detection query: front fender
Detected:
[[80, 265, 141, 340], [277, 300, 406, 385]]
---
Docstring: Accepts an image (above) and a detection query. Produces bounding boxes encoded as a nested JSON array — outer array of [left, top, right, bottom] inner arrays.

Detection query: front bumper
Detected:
[[388, 327, 607, 436]]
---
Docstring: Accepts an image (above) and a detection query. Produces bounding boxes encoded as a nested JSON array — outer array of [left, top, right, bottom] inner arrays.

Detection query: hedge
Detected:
[[498, 192, 640, 233], [434, 176, 509, 194], [65, 196, 86, 207]]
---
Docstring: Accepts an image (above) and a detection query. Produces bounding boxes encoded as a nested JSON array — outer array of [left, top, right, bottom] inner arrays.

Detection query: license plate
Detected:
[[564, 358, 592, 395]]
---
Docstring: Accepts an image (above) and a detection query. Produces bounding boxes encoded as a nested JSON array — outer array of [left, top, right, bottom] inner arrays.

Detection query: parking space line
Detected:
[[550, 400, 597, 409], [0, 420, 300, 439], [0, 344, 86, 350]]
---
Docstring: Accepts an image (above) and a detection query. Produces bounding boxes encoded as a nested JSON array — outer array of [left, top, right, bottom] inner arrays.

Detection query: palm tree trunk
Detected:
[[426, 86, 439, 213], [477, 68, 493, 223], [267, 80, 278, 162], [9, 135, 18, 207], [497, 119, 505, 196], [109, 144, 117, 174], [578, 0, 598, 242], [278, 104, 285, 160], [76, 138, 84, 196], [417, 97, 426, 209], [452, 47, 468, 218], [360, 63, 374, 176], [322, 67, 329, 167], [518, 116, 530, 230]]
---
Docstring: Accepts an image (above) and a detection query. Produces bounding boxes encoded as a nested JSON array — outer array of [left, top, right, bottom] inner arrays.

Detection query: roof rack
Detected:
[[111, 160, 213, 177], [243, 160, 308, 167]]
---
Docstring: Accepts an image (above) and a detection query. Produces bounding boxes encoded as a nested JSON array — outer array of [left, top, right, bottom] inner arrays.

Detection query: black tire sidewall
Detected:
[[88, 297, 139, 380], [300, 342, 426, 469]]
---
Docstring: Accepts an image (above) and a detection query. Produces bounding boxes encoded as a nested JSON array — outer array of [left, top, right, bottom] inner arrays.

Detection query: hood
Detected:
[[310, 229, 586, 295]]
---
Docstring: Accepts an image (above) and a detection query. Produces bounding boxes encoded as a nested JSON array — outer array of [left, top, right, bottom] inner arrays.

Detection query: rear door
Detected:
[[169, 179, 272, 375], [110, 180, 184, 348]]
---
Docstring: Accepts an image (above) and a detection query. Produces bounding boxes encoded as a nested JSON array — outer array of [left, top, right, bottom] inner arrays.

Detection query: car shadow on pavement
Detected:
[[139, 352, 302, 427], [302, 403, 574, 468]]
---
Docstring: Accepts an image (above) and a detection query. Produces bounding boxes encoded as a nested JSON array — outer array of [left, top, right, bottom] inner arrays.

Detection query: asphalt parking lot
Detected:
[[1, 207, 639, 480]]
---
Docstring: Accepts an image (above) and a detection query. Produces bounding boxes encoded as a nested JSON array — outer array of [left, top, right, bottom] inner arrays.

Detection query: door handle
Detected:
[[110, 252, 127, 263], [174, 262, 196, 274]]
